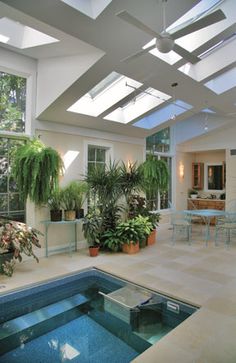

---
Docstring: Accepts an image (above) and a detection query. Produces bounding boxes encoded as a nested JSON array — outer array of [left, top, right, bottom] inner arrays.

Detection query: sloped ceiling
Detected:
[[0, 0, 236, 138]]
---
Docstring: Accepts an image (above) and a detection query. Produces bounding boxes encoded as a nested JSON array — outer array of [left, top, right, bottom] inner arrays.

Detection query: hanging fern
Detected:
[[140, 154, 169, 195], [11, 138, 64, 205]]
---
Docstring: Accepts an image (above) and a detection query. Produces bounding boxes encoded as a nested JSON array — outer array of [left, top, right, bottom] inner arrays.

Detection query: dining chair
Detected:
[[171, 211, 192, 245], [215, 213, 236, 247]]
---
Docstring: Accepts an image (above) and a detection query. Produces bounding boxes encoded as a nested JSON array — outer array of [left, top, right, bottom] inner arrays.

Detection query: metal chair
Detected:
[[215, 213, 236, 247], [171, 211, 192, 245]]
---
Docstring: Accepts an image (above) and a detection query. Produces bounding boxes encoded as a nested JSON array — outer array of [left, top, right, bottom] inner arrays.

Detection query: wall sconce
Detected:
[[127, 160, 133, 170], [179, 163, 184, 179]]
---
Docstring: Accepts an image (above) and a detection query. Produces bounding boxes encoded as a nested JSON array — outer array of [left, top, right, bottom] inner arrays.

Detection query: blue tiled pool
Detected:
[[0, 268, 198, 362]]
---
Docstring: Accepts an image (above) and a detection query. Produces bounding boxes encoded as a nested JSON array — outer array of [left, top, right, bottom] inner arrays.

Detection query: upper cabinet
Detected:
[[192, 162, 204, 190]]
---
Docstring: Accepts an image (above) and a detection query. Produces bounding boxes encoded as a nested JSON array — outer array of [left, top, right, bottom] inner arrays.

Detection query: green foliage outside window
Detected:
[[0, 71, 26, 132]]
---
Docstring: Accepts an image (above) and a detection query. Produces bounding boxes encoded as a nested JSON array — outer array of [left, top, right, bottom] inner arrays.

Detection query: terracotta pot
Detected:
[[50, 210, 62, 222], [147, 229, 157, 246], [89, 246, 99, 257], [139, 239, 147, 248], [122, 241, 139, 254], [64, 210, 76, 221]]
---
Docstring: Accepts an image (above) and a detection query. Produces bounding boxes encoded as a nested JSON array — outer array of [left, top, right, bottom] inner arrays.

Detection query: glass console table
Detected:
[[41, 219, 82, 257]]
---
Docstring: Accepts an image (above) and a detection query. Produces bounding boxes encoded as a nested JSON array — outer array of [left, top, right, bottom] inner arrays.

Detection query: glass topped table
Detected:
[[184, 209, 227, 246]]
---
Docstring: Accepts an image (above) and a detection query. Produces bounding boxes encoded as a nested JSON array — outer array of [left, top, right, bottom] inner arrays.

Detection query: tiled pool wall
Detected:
[[0, 268, 198, 326]]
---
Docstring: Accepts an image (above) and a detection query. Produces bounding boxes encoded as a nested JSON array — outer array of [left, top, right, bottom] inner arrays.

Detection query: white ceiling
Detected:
[[0, 0, 236, 138]]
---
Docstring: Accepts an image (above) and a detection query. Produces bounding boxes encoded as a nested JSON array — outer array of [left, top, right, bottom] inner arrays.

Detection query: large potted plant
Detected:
[[0, 219, 42, 276], [11, 138, 64, 205], [47, 188, 63, 221], [82, 210, 102, 257]]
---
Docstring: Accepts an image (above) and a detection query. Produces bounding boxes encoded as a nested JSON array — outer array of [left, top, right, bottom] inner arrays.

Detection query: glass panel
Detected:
[[9, 176, 18, 192], [0, 176, 7, 193], [208, 165, 223, 190], [0, 138, 8, 156], [0, 194, 8, 211], [88, 147, 95, 162], [87, 162, 95, 174], [9, 193, 24, 211], [146, 127, 170, 153], [0, 71, 26, 133], [96, 148, 106, 162]]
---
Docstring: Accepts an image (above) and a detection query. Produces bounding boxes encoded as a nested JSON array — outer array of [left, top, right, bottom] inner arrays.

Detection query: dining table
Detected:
[[183, 209, 227, 246]]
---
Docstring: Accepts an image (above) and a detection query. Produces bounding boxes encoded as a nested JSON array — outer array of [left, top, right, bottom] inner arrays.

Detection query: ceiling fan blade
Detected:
[[171, 9, 226, 40], [121, 44, 156, 63], [173, 43, 200, 64], [116, 10, 161, 39]]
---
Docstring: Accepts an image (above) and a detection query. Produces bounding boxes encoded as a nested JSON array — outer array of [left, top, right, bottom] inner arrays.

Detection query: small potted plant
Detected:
[[134, 215, 153, 248], [0, 219, 42, 276], [189, 189, 198, 199], [102, 229, 122, 252], [147, 212, 160, 245], [116, 217, 143, 254], [61, 184, 76, 221], [67, 180, 88, 219], [82, 210, 102, 257], [48, 188, 63, 221]]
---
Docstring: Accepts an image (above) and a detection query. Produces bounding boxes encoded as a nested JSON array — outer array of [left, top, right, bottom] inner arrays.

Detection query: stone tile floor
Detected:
[[1, 223, 236, 362]]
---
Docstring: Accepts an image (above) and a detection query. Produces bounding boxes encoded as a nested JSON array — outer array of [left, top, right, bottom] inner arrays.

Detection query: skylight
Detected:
[[204, 66, 236, 94], [104, 87, 171, 124], [0, 17, 59, 49], [133, 100, 193, 130], [67, 72, 143, 117], [60, 0, 112, 19]]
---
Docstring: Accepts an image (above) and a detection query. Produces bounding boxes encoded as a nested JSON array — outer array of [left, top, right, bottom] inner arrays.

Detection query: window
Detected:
[[87, 145, 107, 209], [146, 127, 172, 210], [0, 137, 25, 222], [0, 71, 26, 132], [206, 163, 225, 191]]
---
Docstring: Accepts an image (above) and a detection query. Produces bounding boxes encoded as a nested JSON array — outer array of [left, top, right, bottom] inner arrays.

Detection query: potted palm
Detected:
[[82, 210, 102, 257], [0, 219, 42, 276], [48, 188, 63, 221]]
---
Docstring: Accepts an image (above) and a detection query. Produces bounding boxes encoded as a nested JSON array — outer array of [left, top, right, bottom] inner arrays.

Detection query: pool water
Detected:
[[0, 268, 198, 362]]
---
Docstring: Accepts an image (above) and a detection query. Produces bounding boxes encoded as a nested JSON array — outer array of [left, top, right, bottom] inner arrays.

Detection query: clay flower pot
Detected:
[[89, 246, 99, 257], [122, 242, 139, 254], [147, 229, 156, 246]]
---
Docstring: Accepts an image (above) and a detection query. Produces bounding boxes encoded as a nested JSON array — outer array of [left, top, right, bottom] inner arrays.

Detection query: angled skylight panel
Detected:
[[133, 100, 192, 129], [104, 87, 171, 124], [0, 18, 59, 49], [204, 66, 236, 94], [67, 72, 143, 117], [60, 0, 112, 19]]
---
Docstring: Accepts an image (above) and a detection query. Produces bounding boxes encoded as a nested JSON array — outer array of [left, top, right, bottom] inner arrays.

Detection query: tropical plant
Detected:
[[66, 180, 88, 210], [119, 161, 142, 203], [11, 138, 64, 205], [134, 215, 153, 241], [47, 188, 63, 210], [102, 229, 122, 252], [116, 217, 144, 245], [0, 219, 42, 276], [82, 210, 102, 247], [148, 212, 160, 230], [61, 184, 76, 211]]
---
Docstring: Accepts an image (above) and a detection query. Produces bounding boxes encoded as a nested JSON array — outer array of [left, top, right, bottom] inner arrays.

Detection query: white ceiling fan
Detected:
[[116, 0, 226, 64]]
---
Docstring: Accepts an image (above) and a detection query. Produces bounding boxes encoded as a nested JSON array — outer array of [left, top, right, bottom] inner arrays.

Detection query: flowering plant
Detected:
[[0, 219, 42, 276]]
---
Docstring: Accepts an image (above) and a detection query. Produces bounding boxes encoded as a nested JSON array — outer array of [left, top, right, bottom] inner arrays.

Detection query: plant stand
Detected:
[[122, 242, 139, 254]]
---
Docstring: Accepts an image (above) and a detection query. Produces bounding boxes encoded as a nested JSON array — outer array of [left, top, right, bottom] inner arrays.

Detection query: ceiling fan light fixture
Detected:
[[156, 33, 174, 53]]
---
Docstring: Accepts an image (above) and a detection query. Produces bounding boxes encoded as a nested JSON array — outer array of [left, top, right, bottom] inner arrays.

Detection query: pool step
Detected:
[[0, 293, 89, 355]]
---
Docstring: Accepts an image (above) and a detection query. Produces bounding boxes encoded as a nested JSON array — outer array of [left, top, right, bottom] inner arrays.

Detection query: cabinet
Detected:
[[192, 162, 204, 189]]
